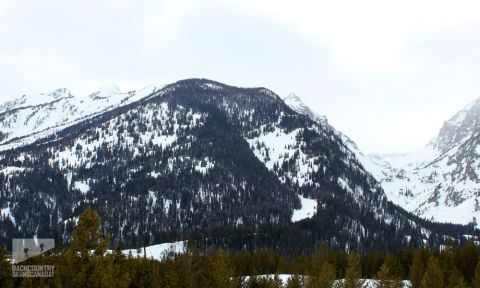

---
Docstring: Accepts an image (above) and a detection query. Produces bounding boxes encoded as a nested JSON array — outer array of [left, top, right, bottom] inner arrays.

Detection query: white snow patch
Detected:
[[201, 83, 223, 90], [242, 274, 301, 286], [73, 181, 90, 194], [122, 241, 185, 260], [148, 190, 158, 207], [246, 127, 318, 187], [0, 207, 15, 224], [194, 157, 214, 174], [149, 171, 161, 178], [0, 166, 26, 175], [242, 275, 410, 288], [291, 195, 317, 222]]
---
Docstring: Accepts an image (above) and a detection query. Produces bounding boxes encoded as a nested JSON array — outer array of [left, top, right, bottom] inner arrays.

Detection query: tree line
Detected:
[[1, 208, 480, 287]]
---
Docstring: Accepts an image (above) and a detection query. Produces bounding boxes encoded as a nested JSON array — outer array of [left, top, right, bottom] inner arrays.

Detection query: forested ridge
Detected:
[[1, 79, 478, 255], [2, 209, 480, 288]]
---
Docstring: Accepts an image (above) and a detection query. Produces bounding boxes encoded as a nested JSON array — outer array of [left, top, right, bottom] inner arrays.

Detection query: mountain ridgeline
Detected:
[[0, 79, 476, 253], [362, 96, 480, 227]]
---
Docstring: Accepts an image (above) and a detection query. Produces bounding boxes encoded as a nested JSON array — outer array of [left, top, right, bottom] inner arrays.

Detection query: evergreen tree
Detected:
[[172, 252, 195, 288], [340, 253, 364, 288], [59, 208, 130, 288], [374, 262, 403, 288], [473, 259, 480, 288], [455, 241, 478, 283], [308, 262, 336, 288], [195, 251, 233, 288], [311, 243, 330, 274], [0, 246, 13, 288], [271, 275, 284, 288], [286, 274, 304, 288], [421, 256, 443, 288], [245, 275, 282, 288], [69, 207, 110, 256], [291, 252, 309, 275], [447, 268, 467, 288], [409, 250, 425, 288]]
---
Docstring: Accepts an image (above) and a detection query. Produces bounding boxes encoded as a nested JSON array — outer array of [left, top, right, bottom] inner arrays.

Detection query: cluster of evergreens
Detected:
[[1, 208, 480, 288]]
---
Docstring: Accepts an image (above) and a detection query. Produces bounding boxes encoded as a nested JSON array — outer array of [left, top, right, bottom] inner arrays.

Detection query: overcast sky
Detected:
[[1, 0, 479, 154]]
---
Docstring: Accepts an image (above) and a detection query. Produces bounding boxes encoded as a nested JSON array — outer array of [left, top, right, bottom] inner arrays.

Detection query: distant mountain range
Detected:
[[0, 79, 476, 253], [284, 93, 480, 228], [360, 98, 480, 227]]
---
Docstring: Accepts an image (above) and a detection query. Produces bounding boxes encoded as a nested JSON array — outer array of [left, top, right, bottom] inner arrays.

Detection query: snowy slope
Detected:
[[291, 195, 317, 222], [1, 79, 448, 252], [0, 84, 160, 151], [280, 94, 379, 202], [283, 94, 328, 126], [368, 143, 480, 226], [283, 93, 480, 227], [365, 97, 480, 227], [242, 275, 410, 288], [433, 97, 480, 153]]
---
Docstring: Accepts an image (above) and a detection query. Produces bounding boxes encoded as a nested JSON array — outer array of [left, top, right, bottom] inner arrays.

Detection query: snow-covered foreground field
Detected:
[[119, 241, 186, 260], [243, 274, 411, 288]]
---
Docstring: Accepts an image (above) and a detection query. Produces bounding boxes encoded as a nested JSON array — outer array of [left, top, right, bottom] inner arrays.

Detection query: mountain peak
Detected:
[[283, 93, 302, 102], [88, 84, 121, 100], [48, 88, 71, 99], [359, 94, 480, 227], [433, 97, 480, 153], [0, 88, 73, 113], [282, 93, 328, 125], [0, 83, 157, 149]]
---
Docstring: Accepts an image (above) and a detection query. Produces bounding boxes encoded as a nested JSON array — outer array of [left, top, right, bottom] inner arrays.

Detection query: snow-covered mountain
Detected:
[[283, 94, 328, 126], [0, 79, 475, 253], [363, 98, 480, 227], [282, 94, 379, 180], [283, 93, 480, 227], [0, 84, 160, 151], [433, 98, 480, 153]]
